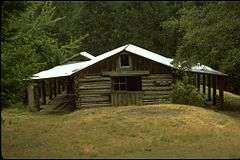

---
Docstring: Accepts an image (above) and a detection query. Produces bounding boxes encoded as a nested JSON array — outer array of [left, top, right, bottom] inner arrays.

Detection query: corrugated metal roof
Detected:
[[31, 44, 226, 80]]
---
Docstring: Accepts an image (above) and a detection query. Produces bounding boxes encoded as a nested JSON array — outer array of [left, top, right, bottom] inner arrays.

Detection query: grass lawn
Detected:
[[2, 103, 240, 158]]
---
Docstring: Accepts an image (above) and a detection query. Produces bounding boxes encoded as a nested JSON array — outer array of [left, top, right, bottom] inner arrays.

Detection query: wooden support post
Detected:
[[57, 79, 61, 94], [197, 73, 200, 91], [42, 80, 46, 105], [66, 78, 71, 94], [212, 75, 217, 105], [27, 83, 40, 112], [218, 76, 224, 107], [207, 74, 211, 101], [53, 78, 57, 97], [62, 79, 65, 91], [37, 82, 42, 102], [202, 74, 206, 94], [49, 80, 52, 100]]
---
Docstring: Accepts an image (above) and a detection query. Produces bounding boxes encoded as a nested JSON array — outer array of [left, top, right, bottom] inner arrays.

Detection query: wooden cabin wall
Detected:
[[74, 75, 111, 108], [73, 51, 174, 108], [142, 74, 173, 105]]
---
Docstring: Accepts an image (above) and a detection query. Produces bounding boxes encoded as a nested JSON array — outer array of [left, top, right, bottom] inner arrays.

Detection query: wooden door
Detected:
[[111, 91, 143, 106]]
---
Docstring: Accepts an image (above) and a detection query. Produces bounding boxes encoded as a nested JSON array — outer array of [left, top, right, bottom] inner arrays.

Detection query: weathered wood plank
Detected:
[[213, 75, 217, 105], [144, 90, 171, 95], [142, 80, 173, 84], [79, 85, 111, 90], [78, 89, 111, 94], [102, 71, 150, 76], [80, 103, 111, 108], [142, 86, 172, 91], [78, 77, 110, 83], [143, 94, 170, 99], [80, 96, 110, 103], [208, 74, 211, 101], [84, 75, 103, 79], [111, 92, 143, 106], [142, 74, 172, 79]]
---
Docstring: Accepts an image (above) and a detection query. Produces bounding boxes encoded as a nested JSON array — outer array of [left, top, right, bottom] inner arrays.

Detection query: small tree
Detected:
[[170, 59, 206, 106]]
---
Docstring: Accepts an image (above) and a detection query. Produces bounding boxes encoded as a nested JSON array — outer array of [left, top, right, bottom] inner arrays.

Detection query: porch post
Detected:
[[53, 78, 57, 97], [27, 82, 40, 112], [202, 74, 206, 94], [212, 75, 217, 105], [42, 80, 46, 105], [207, 74, 211, 101], [49, 79, 53, 100], [57, 79, 61, 94], [218, 76, 225, 107], [66, 78, 70, 94], [196, 73, 200, 91]]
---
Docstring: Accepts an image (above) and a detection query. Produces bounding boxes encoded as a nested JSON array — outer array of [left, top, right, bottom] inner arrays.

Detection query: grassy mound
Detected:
[[2, 104, 240, 158]]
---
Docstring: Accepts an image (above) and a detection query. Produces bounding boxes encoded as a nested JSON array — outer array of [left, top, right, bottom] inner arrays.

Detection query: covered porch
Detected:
[[191, 72, 226, 106], [27, 76, 75, 112]]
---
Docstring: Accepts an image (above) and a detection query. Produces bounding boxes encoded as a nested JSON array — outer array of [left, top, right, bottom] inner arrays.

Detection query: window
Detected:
[[120, 54, 130, 67], [113, 77, 127, 91], [112, 76, 142, 91]]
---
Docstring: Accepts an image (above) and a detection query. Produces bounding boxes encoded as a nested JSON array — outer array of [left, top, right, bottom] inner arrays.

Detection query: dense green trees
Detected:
[[1, 2, 81, 105], [1, 1, 240, 106], [173, 1, 240, 93]]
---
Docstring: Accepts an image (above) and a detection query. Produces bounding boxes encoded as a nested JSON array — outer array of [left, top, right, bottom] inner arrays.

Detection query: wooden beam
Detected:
[[196, 73, 200, 91], [218, 76, 224, 107], [42, 80, 46, 105], [34, 83, 40, 108], [202, 74, 206, 94], [37, 82, 42, 102], [102, 71, 150, 76], [27, 83, 40, 112], [49, 80, 52, 100], [53, 78, 57, 97], [66, 78, 71, 94], [57, 79, 61, 94], [207, 74, 211, 101], [212, 75, 217, 105]]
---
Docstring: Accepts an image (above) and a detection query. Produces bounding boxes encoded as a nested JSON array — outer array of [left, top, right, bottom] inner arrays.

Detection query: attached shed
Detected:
[[28, 44, 227, 111]]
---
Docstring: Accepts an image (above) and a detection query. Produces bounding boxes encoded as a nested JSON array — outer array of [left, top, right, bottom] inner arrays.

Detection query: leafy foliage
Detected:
[[1, 2, 82, 105], [171, 76, 206, 106]]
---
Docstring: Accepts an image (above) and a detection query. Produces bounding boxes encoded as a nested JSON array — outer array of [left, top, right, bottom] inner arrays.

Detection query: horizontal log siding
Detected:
[[75, 75, 111, 108], [142, 74, 173, 105]]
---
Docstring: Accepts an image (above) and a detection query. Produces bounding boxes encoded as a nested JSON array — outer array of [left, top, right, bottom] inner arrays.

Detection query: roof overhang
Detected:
[[31, 44, 227, 80]]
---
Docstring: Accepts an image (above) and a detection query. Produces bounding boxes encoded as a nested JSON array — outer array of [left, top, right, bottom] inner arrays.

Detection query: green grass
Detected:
[[223, 91, 240, 110], [2, 104, 240, 158], [198, 85, 240, 110]]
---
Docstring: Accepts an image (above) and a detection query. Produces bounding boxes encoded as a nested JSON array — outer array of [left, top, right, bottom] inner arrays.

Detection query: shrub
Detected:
[[171, 77, 206, 106]]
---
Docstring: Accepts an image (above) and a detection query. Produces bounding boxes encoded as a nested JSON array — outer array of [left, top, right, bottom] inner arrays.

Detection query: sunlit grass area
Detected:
[[199, 85, 240, 110], [223, 91, 240, 110], [2, 104, 240, 158]]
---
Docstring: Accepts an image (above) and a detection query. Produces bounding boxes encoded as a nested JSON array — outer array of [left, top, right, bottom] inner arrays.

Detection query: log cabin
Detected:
[[27, 44, 227, 111]]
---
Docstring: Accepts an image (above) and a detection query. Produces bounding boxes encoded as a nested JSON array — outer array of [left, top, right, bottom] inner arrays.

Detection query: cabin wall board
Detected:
[[142, 74, 173, 105], [74, 75, 111, 108]]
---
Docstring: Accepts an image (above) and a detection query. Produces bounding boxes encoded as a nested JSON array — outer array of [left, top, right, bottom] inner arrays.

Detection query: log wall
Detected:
[[142, 74, 173, 105], [75, 75, 111, 108]]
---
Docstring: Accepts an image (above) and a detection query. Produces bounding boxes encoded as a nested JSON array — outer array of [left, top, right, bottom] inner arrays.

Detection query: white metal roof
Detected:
[[31, 44, 226, 80], [80, 52, 95, 60]]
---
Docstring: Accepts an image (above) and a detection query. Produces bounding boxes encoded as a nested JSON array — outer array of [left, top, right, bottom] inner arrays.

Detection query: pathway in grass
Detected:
[[2, 104, 240, 158]]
